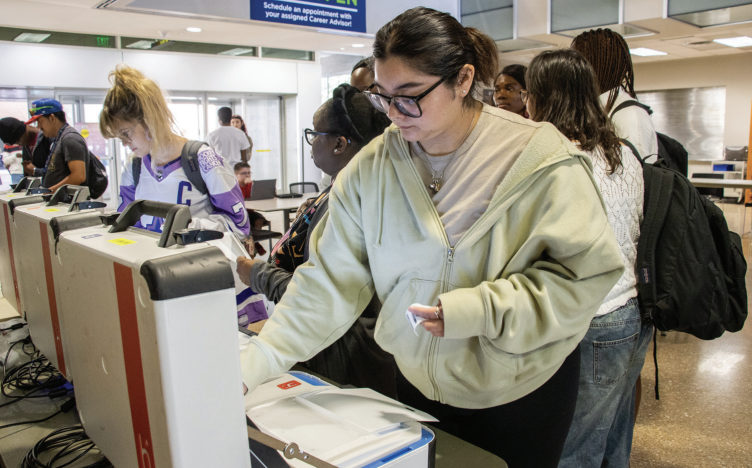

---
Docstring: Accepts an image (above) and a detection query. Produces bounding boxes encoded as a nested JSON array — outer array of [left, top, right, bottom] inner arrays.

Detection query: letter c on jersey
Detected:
[[177, 181, 192, 206]]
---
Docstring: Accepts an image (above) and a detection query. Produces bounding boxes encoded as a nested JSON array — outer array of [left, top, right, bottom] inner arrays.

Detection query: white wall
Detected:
[[634, 55, 752, 147], [0, 42, 121, 90], [0, 41, 321, 186], [0, 42, 299, 95], [624, 0, 664, 22], [280, 61, 326, 187], [121, 51, 298, 94]]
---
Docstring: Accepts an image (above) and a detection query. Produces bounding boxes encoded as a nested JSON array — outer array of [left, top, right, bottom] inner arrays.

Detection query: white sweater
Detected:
[[602, 91, 659, 163], [590, 145, 644, 315], [2, 147, 24, 175]]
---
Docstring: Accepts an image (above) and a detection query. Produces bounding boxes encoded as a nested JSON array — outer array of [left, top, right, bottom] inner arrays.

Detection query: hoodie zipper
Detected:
[[391, 126, 582, 402]]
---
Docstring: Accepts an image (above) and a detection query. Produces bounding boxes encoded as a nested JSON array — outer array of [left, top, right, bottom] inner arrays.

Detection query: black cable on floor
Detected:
[[22, 425, 113, 468], [0, 340, 69, 410]]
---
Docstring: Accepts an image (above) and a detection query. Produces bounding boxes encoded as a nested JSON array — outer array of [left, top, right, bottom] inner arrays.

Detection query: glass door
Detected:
[[168, 94, 204, 141], [245, 97, 283, 188]]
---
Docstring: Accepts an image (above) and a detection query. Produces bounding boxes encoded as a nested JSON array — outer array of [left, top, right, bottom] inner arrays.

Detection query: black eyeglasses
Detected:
[[363, 73, 454, 118], [304, 128, 350, 146]]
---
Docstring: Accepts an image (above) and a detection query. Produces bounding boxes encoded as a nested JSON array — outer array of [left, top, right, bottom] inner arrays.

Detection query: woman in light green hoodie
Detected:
[[238, 7, 624, 466]]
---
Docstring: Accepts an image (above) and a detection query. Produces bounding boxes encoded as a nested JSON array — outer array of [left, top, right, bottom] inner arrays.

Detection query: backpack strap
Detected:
[[180, 140, 208, 196], [653, 327, 660, 400], [620, 138, 644, 164], [132, 157, 142, 190], [633, 155, 673, 401], [635, 166, 673, 323], [610, 99, 653, 118]]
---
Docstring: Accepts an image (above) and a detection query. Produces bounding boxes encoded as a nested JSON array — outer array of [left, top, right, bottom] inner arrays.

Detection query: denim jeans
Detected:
[[558, 297, 653, 468], [10, 173, 23, 184]]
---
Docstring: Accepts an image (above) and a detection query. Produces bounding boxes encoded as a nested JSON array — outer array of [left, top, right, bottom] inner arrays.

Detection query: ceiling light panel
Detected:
[[630, 47, 668, 56], [14, 33, 51, 43], [218, 48, 255, 56], [713, 36, 752, 47], [125, 40, 155, 49]]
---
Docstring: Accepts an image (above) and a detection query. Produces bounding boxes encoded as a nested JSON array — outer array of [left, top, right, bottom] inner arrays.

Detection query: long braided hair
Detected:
[[571, 29, 636, 114]]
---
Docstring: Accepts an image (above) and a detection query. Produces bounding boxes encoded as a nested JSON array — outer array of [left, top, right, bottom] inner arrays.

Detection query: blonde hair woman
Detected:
[[100, 65, 249, 239], [100, 66, 267, 325]]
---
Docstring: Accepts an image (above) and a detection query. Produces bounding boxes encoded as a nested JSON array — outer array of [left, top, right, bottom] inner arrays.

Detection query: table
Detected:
[[245, 193, 318, 232], [689, 178, 752, 234], [688, 178, 752, 190], [0, 360, 507, 468]]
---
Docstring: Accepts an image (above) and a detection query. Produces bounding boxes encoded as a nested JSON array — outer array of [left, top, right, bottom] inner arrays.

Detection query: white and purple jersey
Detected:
[[118, 144, 268, 324], [118, 144, 250, 240]]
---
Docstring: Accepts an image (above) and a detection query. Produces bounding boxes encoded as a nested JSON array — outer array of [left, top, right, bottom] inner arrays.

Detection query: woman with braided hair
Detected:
[[236, 83, 396, 397], [572, 28, 659, 162]]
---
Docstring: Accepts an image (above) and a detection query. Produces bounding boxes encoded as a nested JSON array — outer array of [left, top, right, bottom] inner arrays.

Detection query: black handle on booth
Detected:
[[99, 213, 120, 226], [74, 201, 107, 211], [27, 187, 52, 195], [46, 185, 91, 212], [12, 177, 41, 193], [172, 229, 224, 246], [109, 200, 192, 248]]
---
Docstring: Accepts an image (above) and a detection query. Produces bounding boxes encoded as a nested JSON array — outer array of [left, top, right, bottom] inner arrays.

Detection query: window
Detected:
[[461, 0, 514, 42]]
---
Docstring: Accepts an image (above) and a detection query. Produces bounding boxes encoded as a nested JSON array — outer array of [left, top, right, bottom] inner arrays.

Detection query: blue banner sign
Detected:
[[251, 0, 366, 33]]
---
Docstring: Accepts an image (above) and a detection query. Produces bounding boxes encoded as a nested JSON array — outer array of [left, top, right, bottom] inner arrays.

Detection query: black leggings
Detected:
[[396, 347, 580, 468]]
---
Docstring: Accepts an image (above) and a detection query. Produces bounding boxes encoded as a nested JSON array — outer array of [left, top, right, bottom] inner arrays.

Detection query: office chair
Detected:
[[247, 214, 282, 254], [289, 182, 319, 194]]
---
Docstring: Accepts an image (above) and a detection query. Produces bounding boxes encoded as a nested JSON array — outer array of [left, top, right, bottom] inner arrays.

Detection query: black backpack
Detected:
[[132, 140, 207, 194], [622, 140, 747, 398], [86, 153, 109, 199], [611, 100, 689, 176]]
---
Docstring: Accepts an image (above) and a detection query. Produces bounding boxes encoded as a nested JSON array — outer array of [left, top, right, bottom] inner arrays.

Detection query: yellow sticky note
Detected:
[[108, 238, 136, 246], [81, 128, 90, 138], [44, 208, 60, 212]]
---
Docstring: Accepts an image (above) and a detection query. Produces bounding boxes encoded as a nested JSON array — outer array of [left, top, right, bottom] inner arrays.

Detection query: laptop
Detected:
[[249, 179, 277, 200]]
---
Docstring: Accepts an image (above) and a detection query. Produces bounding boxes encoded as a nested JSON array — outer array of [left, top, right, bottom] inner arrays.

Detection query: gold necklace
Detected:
[[415, 112, 476, 193]]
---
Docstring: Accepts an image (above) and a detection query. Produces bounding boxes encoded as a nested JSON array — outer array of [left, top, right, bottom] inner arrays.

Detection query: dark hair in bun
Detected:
[[319, 83, 391, 149]]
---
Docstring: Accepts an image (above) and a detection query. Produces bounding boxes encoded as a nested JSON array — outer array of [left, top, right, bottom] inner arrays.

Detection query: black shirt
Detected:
[[43, 126, 87, 188]]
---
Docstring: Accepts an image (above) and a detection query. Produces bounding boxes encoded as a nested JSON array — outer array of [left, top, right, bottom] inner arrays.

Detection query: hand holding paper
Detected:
[[406, 302, 445, 337]]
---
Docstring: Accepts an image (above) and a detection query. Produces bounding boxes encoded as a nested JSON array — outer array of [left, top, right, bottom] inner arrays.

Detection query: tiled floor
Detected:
[[630, 202, 752, 468]]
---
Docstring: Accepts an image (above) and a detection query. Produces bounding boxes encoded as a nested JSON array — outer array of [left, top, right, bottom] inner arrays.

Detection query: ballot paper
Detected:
[[246, 373, 437, 468], [405, 304, 428, 335]]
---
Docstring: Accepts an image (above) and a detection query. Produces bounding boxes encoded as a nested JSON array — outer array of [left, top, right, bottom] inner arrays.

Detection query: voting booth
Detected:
[[47, 198, 437, 468], [13, 185, 107, 381], [244, 371, 437, 468], [55, 200, 252, 468], [0, 177, 46, 313]]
